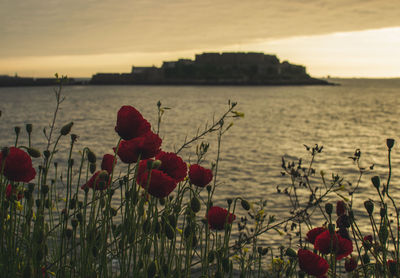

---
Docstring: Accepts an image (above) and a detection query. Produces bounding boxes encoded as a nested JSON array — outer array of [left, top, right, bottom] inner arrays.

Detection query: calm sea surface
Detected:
[[1, 78, 400, 246]]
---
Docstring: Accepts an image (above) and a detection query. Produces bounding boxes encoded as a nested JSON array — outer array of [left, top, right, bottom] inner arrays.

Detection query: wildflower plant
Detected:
[[1, 78, 400, 278]]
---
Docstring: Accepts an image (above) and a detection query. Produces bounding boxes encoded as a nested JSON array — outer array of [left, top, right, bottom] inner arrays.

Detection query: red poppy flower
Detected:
[[101, 154, 117, 174], [345, 257, 357, 272], [314, 230, 353, 260], [336, 200, 346, 216], [155, 151, 187, 182], [298, 249, 329, 277], [115, 105, 151, 140], [306, 227, 327, 244], [5, 184, 23, 200], [116, 131, 162, 163], [81, 170, 110, 191], [0, 147, 36, 182], [189, 164, 213, 187], [207, 206, 235, 230], [137, 166, 177, 198]]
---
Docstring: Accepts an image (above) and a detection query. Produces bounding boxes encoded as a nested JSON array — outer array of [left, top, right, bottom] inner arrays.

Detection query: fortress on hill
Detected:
[[91, 52, 329, 85]]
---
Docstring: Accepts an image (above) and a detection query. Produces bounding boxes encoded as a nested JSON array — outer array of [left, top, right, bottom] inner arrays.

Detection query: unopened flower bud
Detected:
[[159, 198, 166, 206], [241, 199, 251, 211], [165, 223, 175, 240], [87, 149, 96, 163], [89, 163, 96, 174], [152, 160, 162, 169], [14, 126, 21, 135], [387, 138, 395, 150], [190, 197, 201, 213], [380, 207, 387, 218], [325, 203, 333, 215], [27, 147, 41, 158], [43, 150, 50, 158], [70, 134, 78, 143], [60, 122, 73, 136], [26, 123, 33, 134], [364, 200, 374, 215], [371, 176, 380, 189], [226, 198, 233, 205], [206, 185, 212, 192], [285, 247, 297, 257]]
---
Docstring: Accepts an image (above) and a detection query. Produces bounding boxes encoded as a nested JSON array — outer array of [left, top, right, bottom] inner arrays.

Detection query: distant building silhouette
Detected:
[[90, 52, 329, 85]]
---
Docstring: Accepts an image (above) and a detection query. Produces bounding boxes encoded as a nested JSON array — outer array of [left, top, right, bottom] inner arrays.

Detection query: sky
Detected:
[[0, 0, 399, 78]]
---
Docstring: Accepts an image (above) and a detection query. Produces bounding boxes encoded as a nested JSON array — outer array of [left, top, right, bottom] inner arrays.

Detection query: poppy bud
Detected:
[[43, 150, 50, 158], [164, 223, 175, 240], [60, 122, 73, 136], [87, 149, 96, 163], [159, 198, 165, 206], [65, 228, 73, 239], [147, 261, 156, 278], [89, 163, 96, 174], [69, 199, 76, 210], [168, 215, 177, 228], [14, 126, 21, 135], [27, 147, 41, 158], [371, 176, 380, 189], [241, 199, 251, 211], [325, 203, 333, 215], [364, 200, 374, 215], [380, 207, 387, 218], [152, 160, 162, 169], [387, 138, 395, 150], [285, 247, 297, 258], [190, 197, 201, 213], [26, 123, 33, 134], [206, 185, 212, 192], [379, 225, 388, 244], [227, 198, 233, 205]]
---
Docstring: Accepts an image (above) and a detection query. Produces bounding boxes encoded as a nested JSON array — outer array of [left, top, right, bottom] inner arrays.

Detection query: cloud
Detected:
[[1, 0, 399, 57]]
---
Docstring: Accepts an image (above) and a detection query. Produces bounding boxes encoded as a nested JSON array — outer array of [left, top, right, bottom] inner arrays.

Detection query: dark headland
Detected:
[[0, 52, 333, 87]]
